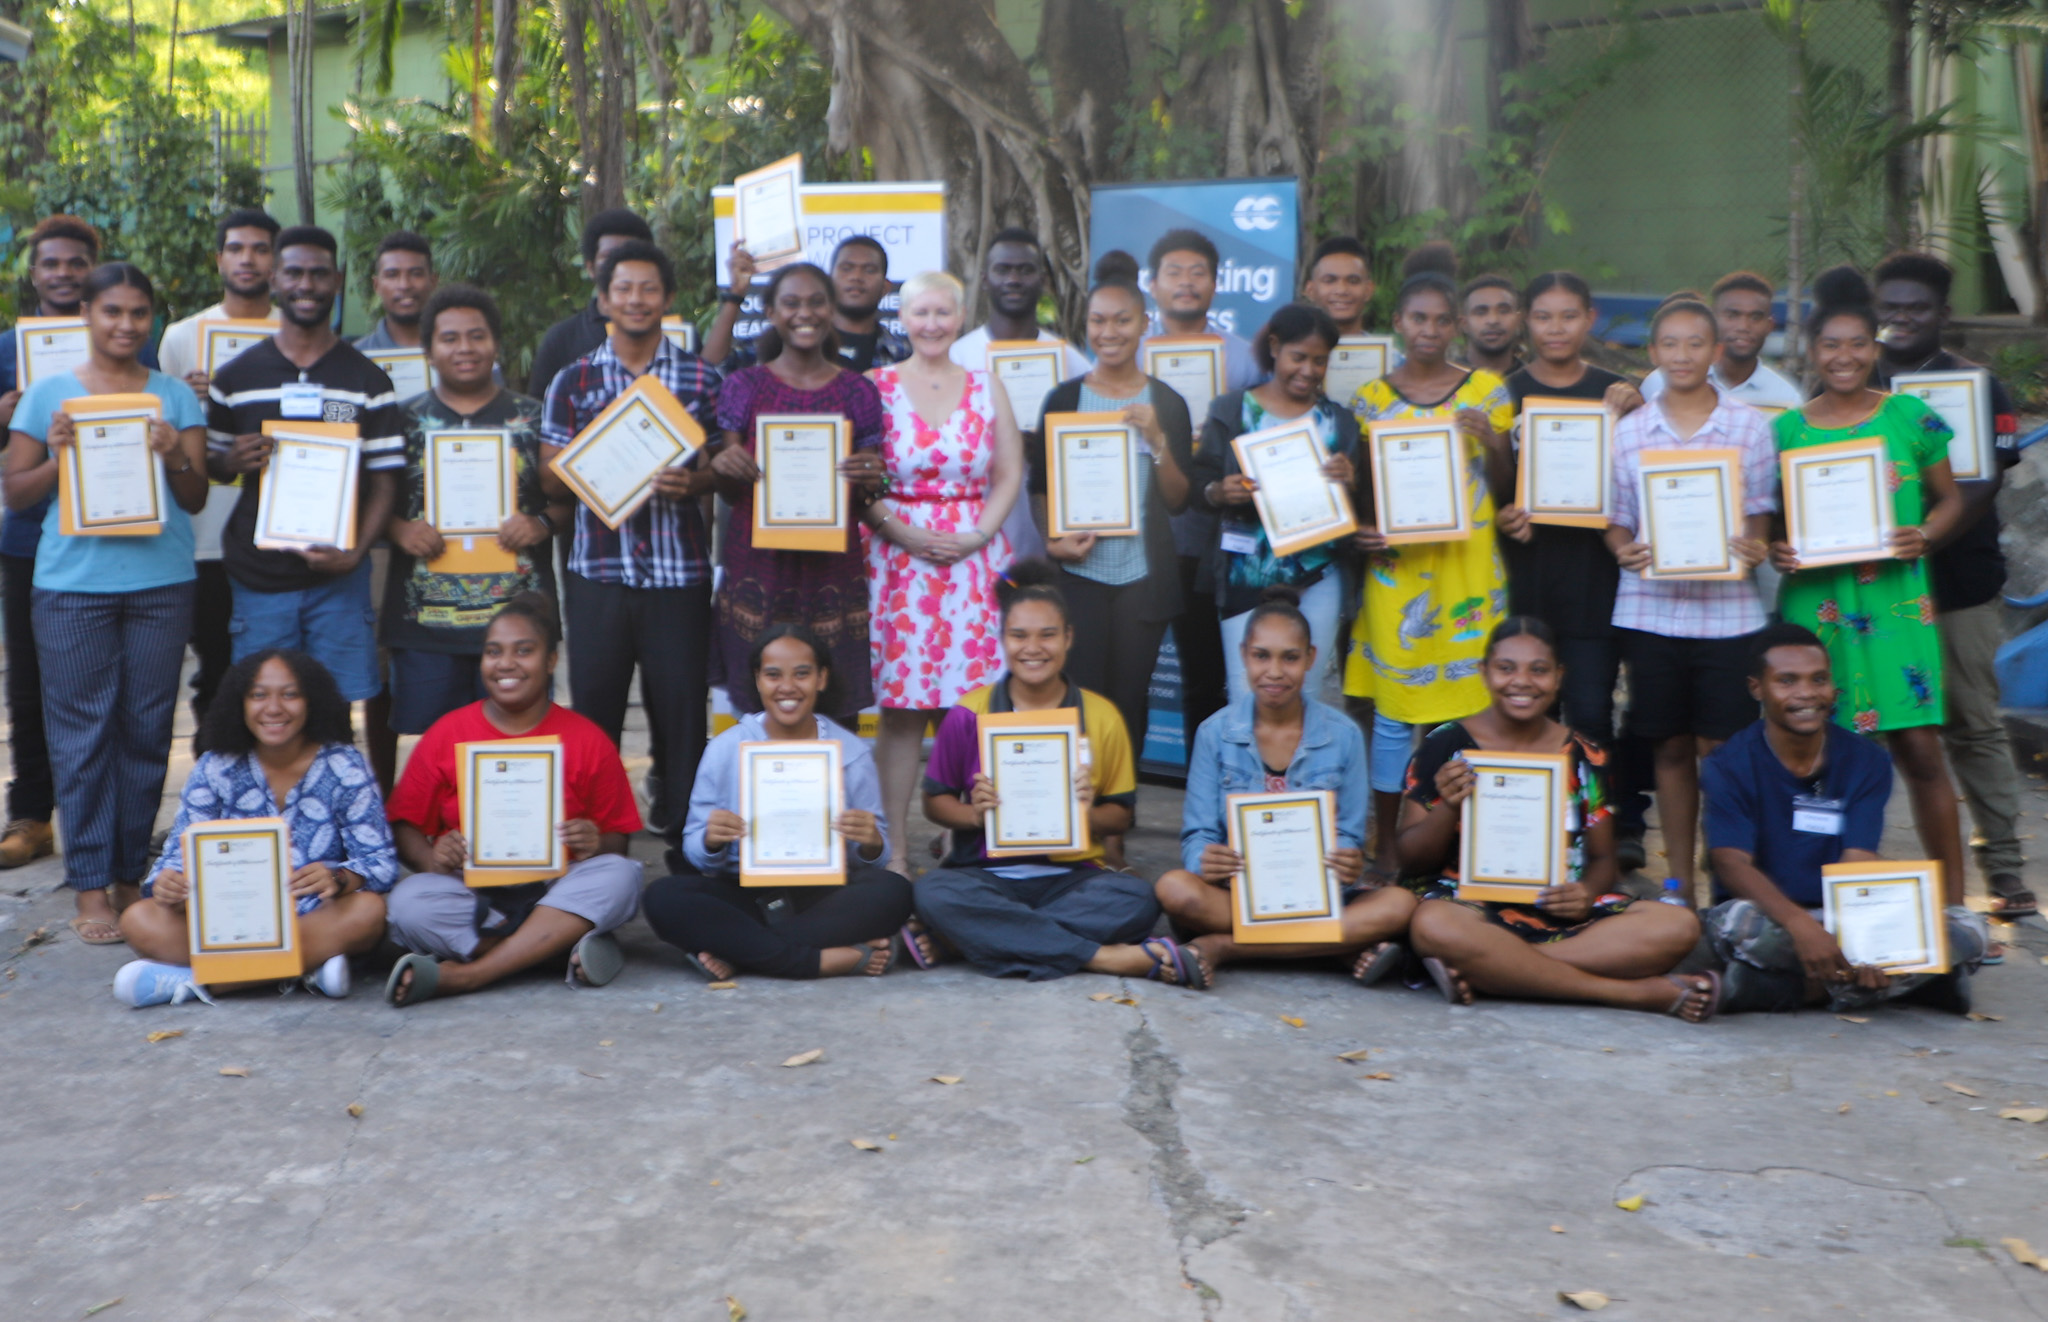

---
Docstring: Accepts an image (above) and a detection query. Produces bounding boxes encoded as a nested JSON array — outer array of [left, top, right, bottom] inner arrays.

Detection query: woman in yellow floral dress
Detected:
[[1344, 264, 1515, 875]]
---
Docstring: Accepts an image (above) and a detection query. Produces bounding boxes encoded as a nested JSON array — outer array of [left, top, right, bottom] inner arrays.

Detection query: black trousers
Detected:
[[1173, 555, 1226, 748], [562, 571, 710, 847], [642, 863, 913, 979], [188, 560, 234, 725], [0, 553, 52, 822], [1554, 634, 1618, 746], [1058, 570, 1169, 755]]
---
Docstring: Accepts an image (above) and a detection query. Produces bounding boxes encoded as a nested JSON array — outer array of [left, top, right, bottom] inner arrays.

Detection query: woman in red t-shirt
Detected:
[[383, 593, 645, 1005]]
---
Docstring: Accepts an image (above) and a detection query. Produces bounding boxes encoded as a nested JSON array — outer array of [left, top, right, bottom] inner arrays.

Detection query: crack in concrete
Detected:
[[1119, 982, 1244, 1319]]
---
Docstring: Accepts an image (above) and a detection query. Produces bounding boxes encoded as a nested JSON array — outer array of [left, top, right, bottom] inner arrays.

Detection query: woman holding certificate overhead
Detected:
[[3, 263, 209, 946], [1154, 588, 1414, 989], [1769, 267, 1968, 904], [707, 263, 886, 724], [1396, 617, 1717, 1020], [113, 651, 398, 1006], [382, 595, 645, 1005], [1183, 302, 1359, 705], [1341, 259, 1514, 883], [641, 624, 912, 980]]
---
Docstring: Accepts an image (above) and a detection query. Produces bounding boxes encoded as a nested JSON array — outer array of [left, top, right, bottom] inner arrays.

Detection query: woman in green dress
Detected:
[[1769, 267, 1966, 904]]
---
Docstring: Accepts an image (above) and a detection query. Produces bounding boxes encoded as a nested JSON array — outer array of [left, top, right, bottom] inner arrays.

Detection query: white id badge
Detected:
[[279, 383, 325, 419], [1791, 795, 1843, 836], [1219, 528, 1258, 555]]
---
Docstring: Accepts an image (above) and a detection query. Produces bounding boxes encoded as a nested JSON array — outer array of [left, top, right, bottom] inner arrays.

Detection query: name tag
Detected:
[[1219, 528, 1258, 555], [1792, 795, 1843, 836], [280, 383, 324, 419]]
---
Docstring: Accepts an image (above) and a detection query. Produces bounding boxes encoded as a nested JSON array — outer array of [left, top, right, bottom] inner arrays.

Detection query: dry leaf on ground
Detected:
[[1073, 1155, 1095, 1164], [1835, 1014, 1870, 1024], [1279, 1016, 1306, 1028], [1838, 1103, 1853, 1114], [141, 1193, 176, 1202], [145, 1030, 182, 1043], [706, 980, 738, 990], [1966, 1012, 2004, 1022], [578, 1070, 606, 1080], [1336, 1049, 1371, 1061], [849, 1138, 881, 1152], [1112, 996, 1139, 1006], [725, 1295, 747, 1321], [931, 1075, 962, 1085], [1615, 1194, 1645, 1212], [781, 1049, 824, 1068], [599, 1039, 614, 1047], [2004, 1238, 2045, 1270], [1550, 1224, 1566, 1233], [1943, 1081, 1981, 1097], [1363, 1071, 1394, 1081], [1558, 1290, 1611, 1310], [83, 1298, 124, 1317], [218, 1066, 248, 1078], [1999, 1107, 2048, 1124]]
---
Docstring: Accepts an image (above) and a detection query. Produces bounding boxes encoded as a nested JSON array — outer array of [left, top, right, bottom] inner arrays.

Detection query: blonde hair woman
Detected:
[[864, 270, 1023, 876]]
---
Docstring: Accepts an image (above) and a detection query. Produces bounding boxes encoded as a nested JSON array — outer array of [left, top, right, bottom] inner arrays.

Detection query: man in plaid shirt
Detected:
[[1605, 296, 1779, 897], [541, 240, 721, 856]]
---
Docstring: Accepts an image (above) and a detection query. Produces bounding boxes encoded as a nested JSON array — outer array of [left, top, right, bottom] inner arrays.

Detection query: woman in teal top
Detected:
[[2, 262, 208, 943]]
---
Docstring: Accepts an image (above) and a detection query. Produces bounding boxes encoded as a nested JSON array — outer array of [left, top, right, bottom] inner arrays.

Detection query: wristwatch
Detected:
[[719, 290, 747, 305], [534, 510, 557, 535]]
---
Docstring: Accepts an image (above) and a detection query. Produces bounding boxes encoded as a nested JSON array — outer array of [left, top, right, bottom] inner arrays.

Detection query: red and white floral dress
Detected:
[[866, 366, 1013, 710]]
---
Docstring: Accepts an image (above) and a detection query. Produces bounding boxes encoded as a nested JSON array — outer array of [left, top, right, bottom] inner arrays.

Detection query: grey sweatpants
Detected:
[[913, 864, 1160, 980], [1705, 897, 1988, 1011], [386, 854, 643, 961]]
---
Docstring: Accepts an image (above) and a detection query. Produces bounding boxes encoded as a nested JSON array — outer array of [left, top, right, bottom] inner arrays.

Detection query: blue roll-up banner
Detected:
[[1090, 177, 1299, 777]]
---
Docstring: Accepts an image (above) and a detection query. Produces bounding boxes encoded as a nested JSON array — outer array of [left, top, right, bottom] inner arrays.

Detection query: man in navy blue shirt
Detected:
[[1701, 623, 1987, 1013]]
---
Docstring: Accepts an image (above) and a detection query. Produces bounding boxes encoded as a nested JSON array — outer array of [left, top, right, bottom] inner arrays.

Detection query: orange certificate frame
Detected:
[[256, 420, 361, 552], [1891, 369, 1991, 481], [15, 316, 90, 387], [1638, 447, 1744, 581], [362, 347, 432, 400], [751, 413, 850, 551], [738, 739, 846, 886], [1822, 859, 1948, 975], [198, 317, 279, 376], [1780, 436, 1894, 569], [733, 152, 806, 268], [1226, 790, 1344, 944], [1368, 418, 1470, 545], [1516, 395, 1613, 529], [1233, 414, 1356, 557], [184, 816, 301, 984], [987, 340, 1067, 433], [548, 375, 705, 529], [57, 393, 165, 537], [1043, 412, 1140, 538], [1141, 335, 1225, 424], [977, 709, 1089, 858], [458, 736, 566, 887], [662, 315, 699, 355], [1323, 335, 1396, 412], [1457, 750, 1571, 904]]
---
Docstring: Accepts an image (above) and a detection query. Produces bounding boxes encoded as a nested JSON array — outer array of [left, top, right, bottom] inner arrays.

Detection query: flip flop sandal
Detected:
[[384, 952, 441, 1007], [1981, 943, 2006, 966], [1420, 956, 1465, 1005], [866, 933, 901, 977], [900, 921, 938, 970], [1141, 935, 1210, 990], [682, 951, 730, 982], [69, 915, 126, 946], [1662, 969, 1722, 1022], [570, 931, 624, 987], [1989, 874, 2038, 919], [1351, 941, 1405, 987]]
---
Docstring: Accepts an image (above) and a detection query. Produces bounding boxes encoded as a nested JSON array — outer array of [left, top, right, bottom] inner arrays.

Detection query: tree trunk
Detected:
[[1882, 0, 1917, 249], [560, 0, 598, 214], [284, 0, 318, 224], [1785, 0, 1808, 365], [592, 0, 631, 209], [1037, 0, 1129, 181], [490, 0, 519, 149]]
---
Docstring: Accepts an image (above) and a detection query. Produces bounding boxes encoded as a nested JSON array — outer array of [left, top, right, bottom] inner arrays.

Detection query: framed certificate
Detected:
[[1226, 789, 1344, 944], [734, 153, 806, 269], [256, 421, 362, 551], [978, 709, 1088, 857], [424, 428, 514, 535], [662, 315, 699, 355], [363, 347, 431, 400], [752, 413, 850, 551], [548, 375, 706, 529], [1516, 396, 1613, 528], [1043, 412, 1140, 538], [183, 815, 300, 984], [57, 394, 165, 537], [1457, 750, 1570, 904], [15, 317, 90, 387], [1891, 370, 1992, 481], [1323, 335, 1396, 410], [1368, 418, 1470, 544], [987, 340, 1066, 432], [198, 317, 278, 376], [1781, 437, 1894, 568], [1637, 447, 1744, 580], [1233, 415, 1356, 556], [457, 736, 566, 886], [1822, 859, 1948, 974], [1142, 335, 1225, 425], [738, 739, 846, 887]]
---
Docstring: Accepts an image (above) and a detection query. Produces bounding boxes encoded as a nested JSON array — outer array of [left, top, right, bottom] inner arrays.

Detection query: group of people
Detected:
[[0, 199, 2020, 1020]]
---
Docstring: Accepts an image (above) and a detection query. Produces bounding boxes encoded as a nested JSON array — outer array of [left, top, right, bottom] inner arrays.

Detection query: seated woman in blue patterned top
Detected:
[[114, 651, 398, 1006]]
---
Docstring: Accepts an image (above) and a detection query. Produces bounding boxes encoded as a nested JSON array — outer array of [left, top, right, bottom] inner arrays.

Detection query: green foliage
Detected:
[[1991, 341, 2047, 413]]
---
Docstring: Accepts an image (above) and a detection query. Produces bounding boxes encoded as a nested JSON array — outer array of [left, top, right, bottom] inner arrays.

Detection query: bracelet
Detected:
[[718, 290, 746, 305], [535, 510, 556, 535]]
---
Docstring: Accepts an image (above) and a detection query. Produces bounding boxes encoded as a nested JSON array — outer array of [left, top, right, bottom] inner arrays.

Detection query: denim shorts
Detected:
[[228, 557, 381, 701]]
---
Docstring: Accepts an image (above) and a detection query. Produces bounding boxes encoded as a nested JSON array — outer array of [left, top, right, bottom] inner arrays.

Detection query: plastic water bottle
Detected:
[[1657, 877, 1690, 907]]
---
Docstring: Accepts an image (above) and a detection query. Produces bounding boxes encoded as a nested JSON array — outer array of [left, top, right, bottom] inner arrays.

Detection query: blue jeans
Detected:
[[33, 581, 194, 890], [1369, 711, 1414, 795], [229, 557, 381, 700], [387, 648, 487, 734]]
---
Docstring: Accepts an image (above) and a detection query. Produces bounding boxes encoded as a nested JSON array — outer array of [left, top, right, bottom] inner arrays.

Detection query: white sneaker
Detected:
[[112, 959, 215, 1008], [303, 953, 352, 998]]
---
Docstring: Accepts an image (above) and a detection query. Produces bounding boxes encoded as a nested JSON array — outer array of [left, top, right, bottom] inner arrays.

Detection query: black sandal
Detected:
[[1990, 873, 2038, 919]]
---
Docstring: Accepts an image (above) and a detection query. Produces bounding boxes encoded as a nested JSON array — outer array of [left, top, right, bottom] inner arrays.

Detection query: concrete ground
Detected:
[[5, 676, 2048, 1321]]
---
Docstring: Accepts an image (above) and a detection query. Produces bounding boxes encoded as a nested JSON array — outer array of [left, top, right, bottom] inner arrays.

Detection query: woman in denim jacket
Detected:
[[1155, 585, 1416, 987]]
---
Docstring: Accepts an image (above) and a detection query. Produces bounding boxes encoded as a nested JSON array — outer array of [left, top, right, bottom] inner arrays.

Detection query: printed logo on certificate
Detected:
[[548, 375, 705, 529], [733, 153, 806, 269], [662, 315, 699, 356], [198, 317, 279, 377], [363, 347, 432, 401], [977, 710, 1089, 857], [752, 414, 850, 551], [1890, 370, 1993, 482], [1781, 437, 1894, 568], [1232, 415, 1357, 556], [457, 737, 566, 886], [1515, 396, 1613, 528], [1323, 335, 1396, 410], [1456, 750, 1570, 904], [738, 739, 846, 886], [1368, 418, 1471, 544], [255, 421, 362, 552], [1141, 336, 1224, 424], [987, 341, 1067, 433], [1225, 790, 1344, 944], [16, 317, 90, 388], [1044, 412, 1140, 538], [183, 816, 301, 983], [57, 394, 166, 537], [1637, 447, 1744, 580], [1822, 859, 1948, 974]]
